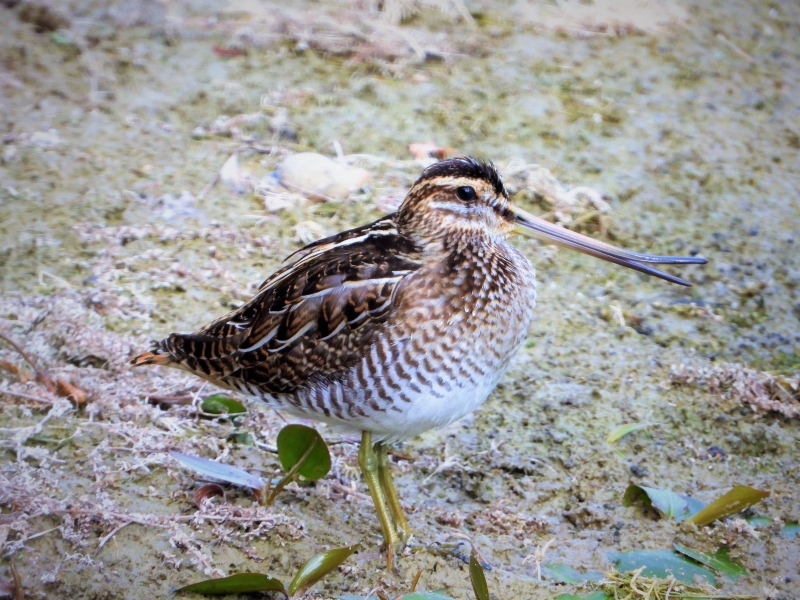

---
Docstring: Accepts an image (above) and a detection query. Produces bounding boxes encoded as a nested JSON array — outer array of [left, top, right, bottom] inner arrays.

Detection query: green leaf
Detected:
[[686, 485, 770, 526], [673, 543, 748, 581], [555, 593, 612, 600], [277, 424, 331, 481], [50, 32, 74, 45], [542, 563, 603, 584], [781, 522, 799, 539], [176, 573, 287, 596], [201, 394, 247, 415], [287, 543, 360, 598], [609, 549, 717, 585], [607, 422, 651, 444], [228, 431, 255, 446], [469, 553, 489, 600], [623, 485, 704, 522]]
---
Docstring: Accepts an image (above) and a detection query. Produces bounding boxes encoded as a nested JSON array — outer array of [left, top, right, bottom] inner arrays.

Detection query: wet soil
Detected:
[[1, 0, 799, 598]]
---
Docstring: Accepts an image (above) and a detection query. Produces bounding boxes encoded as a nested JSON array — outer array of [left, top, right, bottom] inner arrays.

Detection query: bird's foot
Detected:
[[385, 538, 409, 574]]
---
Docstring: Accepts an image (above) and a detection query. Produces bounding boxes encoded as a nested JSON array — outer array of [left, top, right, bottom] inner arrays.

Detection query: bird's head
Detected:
[[398, 156, 706, 285]]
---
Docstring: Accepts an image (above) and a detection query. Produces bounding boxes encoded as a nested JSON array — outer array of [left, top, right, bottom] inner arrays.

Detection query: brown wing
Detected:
[[148, 215, 421, 395]]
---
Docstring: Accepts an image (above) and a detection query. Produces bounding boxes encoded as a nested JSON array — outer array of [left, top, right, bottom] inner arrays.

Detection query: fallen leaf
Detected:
[[607, 422, 651, 444], [193, 483, 226, 508], [200, 394, 247, 416], [469, 552, 489, 600], [287, 542, 360, 598], [212, 46, 245, 58], [686, 485, 770, 527], [170, 452, 265, 490], [176, 573, 286, 596], [55, 378, 88, 406], [408, 142, 454, 161], [609, 549, 717, 585], [673, 543, 747, 581], [623, 484, 705, 521]]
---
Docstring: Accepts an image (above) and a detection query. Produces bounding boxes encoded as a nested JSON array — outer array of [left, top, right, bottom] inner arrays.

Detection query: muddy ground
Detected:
[[1, 0, 799, 598]]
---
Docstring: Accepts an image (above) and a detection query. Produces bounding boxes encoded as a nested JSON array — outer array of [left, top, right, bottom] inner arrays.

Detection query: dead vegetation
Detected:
[[179, 2, 471, 70], [601, 568, 757, 600], [512, 0, 688, 37], [0, 290, 352, 581], [1, 0, 799, 597], [670, 363, 800, 419], [502, 159, 612, 234]]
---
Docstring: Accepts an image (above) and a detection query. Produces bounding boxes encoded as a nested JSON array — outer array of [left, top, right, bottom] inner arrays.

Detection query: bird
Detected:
[[131, 157, 706, 566]]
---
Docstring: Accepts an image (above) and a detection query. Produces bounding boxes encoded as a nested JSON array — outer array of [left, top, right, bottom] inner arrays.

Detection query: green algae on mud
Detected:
[[1, 1, 800, 599]]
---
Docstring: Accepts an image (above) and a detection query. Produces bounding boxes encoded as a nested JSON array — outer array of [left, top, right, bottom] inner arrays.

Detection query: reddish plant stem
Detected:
[[0, 331, 55, 393]]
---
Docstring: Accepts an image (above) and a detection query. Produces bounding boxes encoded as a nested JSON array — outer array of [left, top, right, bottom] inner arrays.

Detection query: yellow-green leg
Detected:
[[358, 431, 401, 569], [376, 442, 411, 542]]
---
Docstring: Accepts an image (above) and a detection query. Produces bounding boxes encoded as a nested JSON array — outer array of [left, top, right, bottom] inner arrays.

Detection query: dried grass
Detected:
[[601, 568, 757, 599], [175, 3, 460, 68], [670, 363, 800, 418], [502, 159, 613, 233], [514, 0, 687, 37], [0, 286, 358, 578]]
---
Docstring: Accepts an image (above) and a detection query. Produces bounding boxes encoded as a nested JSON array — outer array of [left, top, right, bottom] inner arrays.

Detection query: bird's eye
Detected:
[[455, 186, 477, 202]]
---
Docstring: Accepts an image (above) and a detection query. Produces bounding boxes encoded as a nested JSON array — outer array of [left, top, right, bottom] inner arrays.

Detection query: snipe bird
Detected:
[[132, 157, 705, 564]]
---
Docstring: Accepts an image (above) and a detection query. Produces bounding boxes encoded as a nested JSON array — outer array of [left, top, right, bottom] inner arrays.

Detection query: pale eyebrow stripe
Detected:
[[422, 176, 488, 189], [428, 200, 472, 215]]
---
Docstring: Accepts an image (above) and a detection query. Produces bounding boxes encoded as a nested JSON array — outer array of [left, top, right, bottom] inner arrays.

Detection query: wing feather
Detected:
[[157, 216, 421, 394]]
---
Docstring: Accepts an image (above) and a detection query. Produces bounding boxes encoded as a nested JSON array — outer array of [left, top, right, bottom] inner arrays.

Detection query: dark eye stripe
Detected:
[[456, 186, 477, 202]]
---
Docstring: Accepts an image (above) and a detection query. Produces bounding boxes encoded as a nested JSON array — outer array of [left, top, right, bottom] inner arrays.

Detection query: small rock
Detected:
[[1, 145, 17, 164], [220, 154, 250, 194], [29, 129, 61, 148], [276, 152, 370, 201]]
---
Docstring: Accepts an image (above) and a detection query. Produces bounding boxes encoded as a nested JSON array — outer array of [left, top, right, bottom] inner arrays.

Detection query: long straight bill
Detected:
[[512, 206, 707, 286]]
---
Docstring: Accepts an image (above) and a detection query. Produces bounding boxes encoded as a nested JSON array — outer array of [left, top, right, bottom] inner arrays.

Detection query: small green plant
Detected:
[[265, 423, 331, 504], [175, 542, 360, 598], [200, 394, 247, 417]]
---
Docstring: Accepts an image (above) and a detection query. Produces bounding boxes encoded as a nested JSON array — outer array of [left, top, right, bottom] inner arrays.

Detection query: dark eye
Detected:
[[455, 186, 477, 202]]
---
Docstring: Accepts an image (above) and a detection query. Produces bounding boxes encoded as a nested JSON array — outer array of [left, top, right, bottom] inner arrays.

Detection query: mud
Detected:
[[0, 1, 798, 598]]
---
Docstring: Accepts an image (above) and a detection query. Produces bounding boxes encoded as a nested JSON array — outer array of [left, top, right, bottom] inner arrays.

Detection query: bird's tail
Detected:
[[130, 347, 176, 367]]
